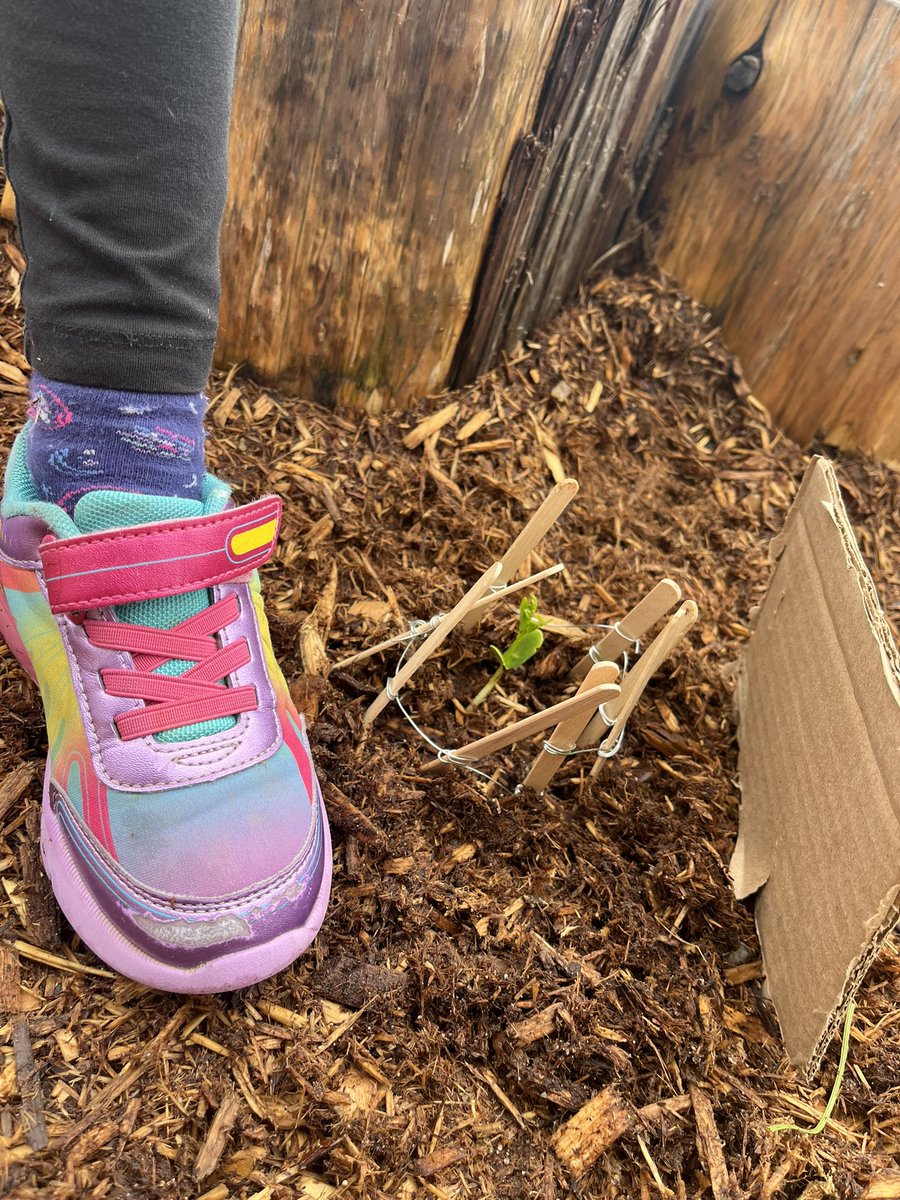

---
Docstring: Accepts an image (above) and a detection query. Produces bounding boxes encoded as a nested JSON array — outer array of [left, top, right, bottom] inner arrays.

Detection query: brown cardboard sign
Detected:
[[731, 457, 900, 1071]]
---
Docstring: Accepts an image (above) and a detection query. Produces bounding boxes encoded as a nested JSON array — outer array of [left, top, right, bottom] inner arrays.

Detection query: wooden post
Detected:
[[219, 0, 706, 409], [453, 0, 707, 385], [220, 0, 568, 407], [649, 0, 900, 462]]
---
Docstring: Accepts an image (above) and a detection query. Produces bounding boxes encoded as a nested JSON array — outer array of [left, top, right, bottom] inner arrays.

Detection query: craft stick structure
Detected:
[[460, 477, 579, 632], [522, 660, 618, 792], [357, 479, 698, 788], [570, 578, 682, 681], [333, 562, 565, 672], [584, 601, 699, 776], [363, 561, 503, 725], [422, 678, 620, 773]]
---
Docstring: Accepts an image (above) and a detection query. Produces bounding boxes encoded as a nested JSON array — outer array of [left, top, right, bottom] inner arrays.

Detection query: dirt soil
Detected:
[[1, 209, 900, 1199]]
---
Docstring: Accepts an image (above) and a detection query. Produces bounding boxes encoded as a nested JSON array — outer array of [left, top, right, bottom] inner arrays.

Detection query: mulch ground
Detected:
[[1, 201, 900, 1200]]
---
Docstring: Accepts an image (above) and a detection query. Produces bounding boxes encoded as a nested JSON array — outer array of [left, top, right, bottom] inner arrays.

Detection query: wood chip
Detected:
[[455, 410, 492, 441], [402, 401, 459, 449], [585, 380, 602, 412], [196, 1186, 230, 1200], [14, 940, 114, 979], [0, 763, 38, 826], [0, 360, 25, 385], [12, 1016, 49, 1151], [322, 783, 385, 845], [690, 1084, 733, 1200], [551, 1086, 634, 1177], [414, 1146, 467, 1178], [318, 956, 408, 1009], [0, 941, 21, 1013], [863, 1175, 900, 1199], [509, 1003, 561, 1046], [195, 1090, 241, 1180], [18, 806, 61, 949], [299, 561, 338, 676], [0, 180, 16, 223], [65, 1121, 119, 1173], [724, 959, 765, 985]]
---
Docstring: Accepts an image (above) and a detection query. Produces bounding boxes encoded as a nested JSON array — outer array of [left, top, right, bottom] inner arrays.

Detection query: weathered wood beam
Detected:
[[219, 0, 568, 408], [453, 0, 708, 385]]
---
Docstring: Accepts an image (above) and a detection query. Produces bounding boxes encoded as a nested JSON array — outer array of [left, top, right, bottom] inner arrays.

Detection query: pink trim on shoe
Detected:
[[40, 495, 282, 612]]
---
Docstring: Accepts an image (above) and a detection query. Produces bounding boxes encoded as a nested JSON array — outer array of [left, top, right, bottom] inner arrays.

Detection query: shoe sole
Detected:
[[0, 585, 332, 993]]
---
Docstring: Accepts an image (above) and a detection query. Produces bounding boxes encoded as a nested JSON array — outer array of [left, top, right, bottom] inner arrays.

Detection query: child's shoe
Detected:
[[0, 431, 331, 992]]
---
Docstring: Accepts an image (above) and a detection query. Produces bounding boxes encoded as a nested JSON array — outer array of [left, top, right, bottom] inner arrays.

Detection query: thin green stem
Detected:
[[769, 1000, 856, 1135], [466, 665, 505, 712]]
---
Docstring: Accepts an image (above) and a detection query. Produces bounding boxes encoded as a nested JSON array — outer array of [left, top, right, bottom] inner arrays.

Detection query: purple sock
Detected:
[[25, 373, 206, 513]]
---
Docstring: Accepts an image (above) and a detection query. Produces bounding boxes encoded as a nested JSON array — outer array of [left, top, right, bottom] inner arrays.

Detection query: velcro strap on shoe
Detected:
[[40, 496, 282, 613]]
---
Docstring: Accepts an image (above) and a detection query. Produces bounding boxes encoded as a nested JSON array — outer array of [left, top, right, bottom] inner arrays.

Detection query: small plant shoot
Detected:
[[491, 593, 550, 670], [467, 594, 549, 710]]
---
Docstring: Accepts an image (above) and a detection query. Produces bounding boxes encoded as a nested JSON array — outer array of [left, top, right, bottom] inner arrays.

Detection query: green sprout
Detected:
[[467, 594, 549, 710]]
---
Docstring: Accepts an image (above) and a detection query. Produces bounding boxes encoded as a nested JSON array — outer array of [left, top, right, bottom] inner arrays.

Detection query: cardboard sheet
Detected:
[[731, 457, 900, 1071]]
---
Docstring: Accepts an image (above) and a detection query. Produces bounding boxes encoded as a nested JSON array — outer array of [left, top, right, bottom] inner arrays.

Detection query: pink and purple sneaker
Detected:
[[0, 431, 331, 992]]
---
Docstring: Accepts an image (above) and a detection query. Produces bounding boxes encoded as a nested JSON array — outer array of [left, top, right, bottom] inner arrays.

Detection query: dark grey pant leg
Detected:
[[0, 0, 239, 393]]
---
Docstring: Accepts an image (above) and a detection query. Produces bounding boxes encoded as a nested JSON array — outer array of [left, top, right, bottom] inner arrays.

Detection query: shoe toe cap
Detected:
[[51, 736, 330, 970]]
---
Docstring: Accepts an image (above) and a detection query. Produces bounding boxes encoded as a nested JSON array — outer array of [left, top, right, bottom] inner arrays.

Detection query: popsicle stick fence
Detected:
[[356, 480, 698, 790]]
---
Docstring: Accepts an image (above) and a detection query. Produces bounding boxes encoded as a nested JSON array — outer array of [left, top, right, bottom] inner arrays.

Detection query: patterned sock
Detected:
[[25, 373, 206, 513]]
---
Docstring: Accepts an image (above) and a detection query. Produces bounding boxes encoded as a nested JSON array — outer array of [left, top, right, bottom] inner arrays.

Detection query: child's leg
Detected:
[[0, 3, 332, 992], [0, 0, 239, 509]]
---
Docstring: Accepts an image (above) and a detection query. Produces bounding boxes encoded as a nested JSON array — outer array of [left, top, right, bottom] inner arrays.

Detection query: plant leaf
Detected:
[[490, 594, 548, 672], [501, 626, 544, 670]]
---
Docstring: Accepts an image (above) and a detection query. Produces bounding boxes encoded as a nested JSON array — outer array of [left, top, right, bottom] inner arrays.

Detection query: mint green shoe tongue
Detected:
[[73, 489, 205, 531], [72, 490, 234, 743]]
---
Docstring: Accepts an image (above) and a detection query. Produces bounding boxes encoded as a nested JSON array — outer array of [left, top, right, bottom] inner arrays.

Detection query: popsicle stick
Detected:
[[332, 563, 565, 671], [570, 579, 682, 681], [521, 661, 618, 792], [363, 561, 503, 725], [421, 679, 620, 772], [578, 598, 695, 751], [588, 600, 698, 777], [460, 478, 579, 632], [469, 562, 565, 617]]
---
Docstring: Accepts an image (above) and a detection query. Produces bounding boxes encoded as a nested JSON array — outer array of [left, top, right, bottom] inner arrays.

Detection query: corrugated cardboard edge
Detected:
[[731, 456, 900, 1075]]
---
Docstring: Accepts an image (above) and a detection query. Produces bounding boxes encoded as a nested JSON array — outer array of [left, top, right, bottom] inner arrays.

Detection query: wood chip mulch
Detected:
[[1, 200, 900, 1199]]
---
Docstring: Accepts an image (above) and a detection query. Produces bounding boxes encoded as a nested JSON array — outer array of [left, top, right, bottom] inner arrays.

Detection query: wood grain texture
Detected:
[[453, 0, 707, 383], [219, 0, 568, 408], [650, 0, 900, 461]]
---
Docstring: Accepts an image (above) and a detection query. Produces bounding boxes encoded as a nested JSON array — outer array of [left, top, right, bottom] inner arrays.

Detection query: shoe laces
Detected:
[[83, 593, 258, 740]]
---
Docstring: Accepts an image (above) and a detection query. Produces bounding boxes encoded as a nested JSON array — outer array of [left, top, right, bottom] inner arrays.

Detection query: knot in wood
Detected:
[[723, 53, 762, 96]]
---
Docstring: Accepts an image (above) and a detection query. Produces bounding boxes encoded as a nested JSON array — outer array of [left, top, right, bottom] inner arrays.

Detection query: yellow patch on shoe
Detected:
[[229, 517, 278, 559]]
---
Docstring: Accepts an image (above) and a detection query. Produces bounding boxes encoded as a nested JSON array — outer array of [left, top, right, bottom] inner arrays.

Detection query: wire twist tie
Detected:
[[408, 612, 446, 640], [614, 621, 640, 654], [541, 739, 571, 757], [596, 723, 626, 760], [437, 748, 474, 767]]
